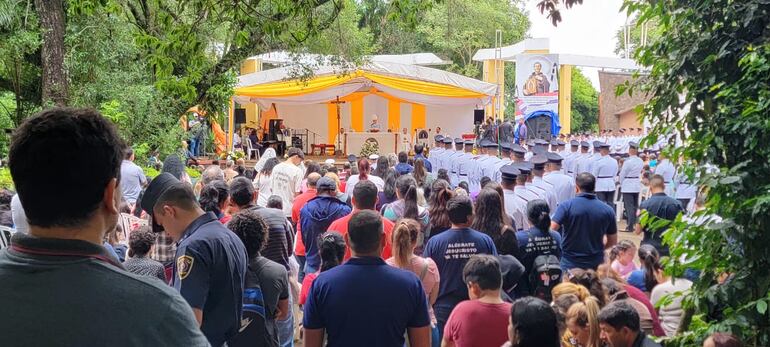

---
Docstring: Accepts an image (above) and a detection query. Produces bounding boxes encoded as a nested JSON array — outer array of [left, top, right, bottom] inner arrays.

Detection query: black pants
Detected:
[[622, 193, 640, 231], [597, 191, 614, 207]]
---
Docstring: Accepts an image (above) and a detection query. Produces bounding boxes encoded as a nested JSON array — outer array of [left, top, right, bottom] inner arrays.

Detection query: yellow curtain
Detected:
[[351, 98, 364, 132], [412, 104, 426, 136], [388, 99, 401, 133], [234, 73, 356, 97], [327, 103, 338, 146], [363, 72, 486, 98]]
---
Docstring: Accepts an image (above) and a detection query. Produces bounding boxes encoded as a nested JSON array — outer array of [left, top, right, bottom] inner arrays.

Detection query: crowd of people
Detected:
[[0, 107, 741, 347]]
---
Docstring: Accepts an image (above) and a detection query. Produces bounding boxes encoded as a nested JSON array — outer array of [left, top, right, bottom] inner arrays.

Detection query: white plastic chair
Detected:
[[0, 226, 14, 249], [245, 139, 260, 161]]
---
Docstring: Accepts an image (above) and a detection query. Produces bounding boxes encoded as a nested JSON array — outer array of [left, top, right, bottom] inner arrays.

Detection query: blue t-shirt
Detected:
[[627, 269, 648, 292], [515, 227, 563, 296], [552, 193, 617, 270], [415, 154, 432, 172], [303, 257, 430, 347], [423, 227, 497, 307], [395, 163, 414, 175], [174, 212, 248, 347]]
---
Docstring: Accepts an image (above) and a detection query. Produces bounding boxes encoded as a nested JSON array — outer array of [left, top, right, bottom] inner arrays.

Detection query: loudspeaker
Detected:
[[473, 109, 484, 124], [234, 109, 246, 124]]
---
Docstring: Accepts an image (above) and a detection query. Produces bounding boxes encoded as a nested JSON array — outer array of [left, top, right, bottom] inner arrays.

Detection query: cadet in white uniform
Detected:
[[564, 140, 580, 176], [428, 135, 444, 179], [591, 143, 619, 207], [543, 152, 576, 207], [471, 140, 493, 192], [480, 140, 502, 182], [573, 141, 593, 175], [500, 165, 527, 230], [654, 152, 676, 196], [457, 140, 476, 189], [618, 141, 644, 231], [674, 170, 696, 213], [436, 137, 455, 178], [512, 144, 527, 163], [529, 155, 558, 212], [493, 142, 514, 183], [447, 138, 465, 186]]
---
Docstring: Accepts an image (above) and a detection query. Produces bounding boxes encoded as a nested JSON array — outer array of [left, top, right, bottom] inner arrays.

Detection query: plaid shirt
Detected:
[[150, 232, 177, 265]]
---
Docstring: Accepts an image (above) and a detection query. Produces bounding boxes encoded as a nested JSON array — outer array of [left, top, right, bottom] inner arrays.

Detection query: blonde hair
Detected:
[[596, 264, 626, 284], [392, 219, 421, 269], [566, 296, 602, 347], [325, 172, 341, 188], [552, 282, 590, 301]]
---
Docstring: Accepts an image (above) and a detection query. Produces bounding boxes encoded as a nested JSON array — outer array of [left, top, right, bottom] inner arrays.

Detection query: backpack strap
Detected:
[[418, 258, 430, 281]]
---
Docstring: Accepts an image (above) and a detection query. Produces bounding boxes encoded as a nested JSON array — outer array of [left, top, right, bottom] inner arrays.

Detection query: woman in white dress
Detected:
[[253, 148, 279, 206]]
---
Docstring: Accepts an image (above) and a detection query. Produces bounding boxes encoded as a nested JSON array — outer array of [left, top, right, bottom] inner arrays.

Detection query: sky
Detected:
[[522, 0, 629, 89]]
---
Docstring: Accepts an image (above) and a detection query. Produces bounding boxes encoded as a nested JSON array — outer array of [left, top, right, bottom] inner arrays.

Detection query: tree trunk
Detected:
[[34, 0, 68, 106]]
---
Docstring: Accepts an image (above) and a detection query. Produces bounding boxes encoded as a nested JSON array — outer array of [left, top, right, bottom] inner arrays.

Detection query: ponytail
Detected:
[[357, 159, 369, 181], [526, 199, 551, 231], [396, 175, 419, 220], [393, 219, 421, 268], [318, 232, 346, 272], [610, 240, 636, 262], [552, 282, 590, 301], [566, 296, 602, 347], [639, 244, 662, 291]]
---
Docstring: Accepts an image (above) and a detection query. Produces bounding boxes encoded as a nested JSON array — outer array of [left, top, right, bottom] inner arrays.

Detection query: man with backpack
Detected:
[[515, 199, 563, 300], [227, 210, 290, 347]]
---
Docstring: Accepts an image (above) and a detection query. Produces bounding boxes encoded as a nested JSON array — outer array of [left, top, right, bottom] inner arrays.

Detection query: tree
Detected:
[[34, 0, 68, 106], [569, 68, 598, 133], [613, 17, 662, 58], [623, 0, 770, 345], [416, 0, 529, 78], [0, 0, 42, 126]]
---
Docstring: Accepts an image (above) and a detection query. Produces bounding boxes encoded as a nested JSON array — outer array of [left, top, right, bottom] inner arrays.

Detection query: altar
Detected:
[[344, 132, 398, 156]]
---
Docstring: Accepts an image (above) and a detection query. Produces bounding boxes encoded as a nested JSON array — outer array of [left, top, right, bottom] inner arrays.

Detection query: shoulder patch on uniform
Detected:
[[177, 255, 194, 280]]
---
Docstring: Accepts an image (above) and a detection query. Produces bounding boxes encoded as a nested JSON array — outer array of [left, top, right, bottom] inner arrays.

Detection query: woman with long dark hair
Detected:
[[199, 180, 230, 223], [627, 244, 662, 294], [345, 158, 385, 192], [255, 157, 279, 207], [385, 219, 441, 346], [377, 168, 399, 211], [515, 199, 562, 298], [506, 297, 561, 347], [299, 232, 346, 306], [471, 188, 524, 298], [301, 161, 322, 193], [382, 175, 430, 248], [426, 179, 454, 239], [372, 156, 391, 178]]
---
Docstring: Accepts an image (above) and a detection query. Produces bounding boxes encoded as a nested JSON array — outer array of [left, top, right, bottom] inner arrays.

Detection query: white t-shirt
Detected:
[[269, 162, 304, 216], [119, 160, 147, 204], [254, 173, 273, 207], [11, 194, 28, 234], [651, 278, 693, 336], [345, 174, 385, 192]]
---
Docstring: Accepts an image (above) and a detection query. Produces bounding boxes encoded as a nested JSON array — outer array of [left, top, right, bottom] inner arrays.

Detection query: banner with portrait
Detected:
[[514, 54, 560, 117]]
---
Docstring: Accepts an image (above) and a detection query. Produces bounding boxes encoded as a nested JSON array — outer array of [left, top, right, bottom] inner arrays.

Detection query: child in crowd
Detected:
[[609, 240, 638, 278], [298, 232, 346, 306]]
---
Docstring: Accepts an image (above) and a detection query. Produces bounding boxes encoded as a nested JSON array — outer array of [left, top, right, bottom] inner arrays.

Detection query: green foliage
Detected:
[[359, 140, 379, 158], [0, 0, 42, 126], [143, 166, 160, 179], [613, 17, 663, 58], [624, 0, 770, 345], [416, 0, 529, 78], [186, 166, 201, 179], [0, 167, 13, 190], [570, 68, 598, 133]]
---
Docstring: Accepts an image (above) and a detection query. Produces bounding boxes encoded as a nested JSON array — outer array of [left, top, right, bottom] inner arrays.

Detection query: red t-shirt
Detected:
[[299, 272, 319, 306], [444, 300, 512, 347], [292, 189, 317, 257], [326, 210, 393, 261]]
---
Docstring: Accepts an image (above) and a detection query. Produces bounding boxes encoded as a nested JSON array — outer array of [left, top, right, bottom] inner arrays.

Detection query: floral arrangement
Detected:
[[359, 139, 380, 158]]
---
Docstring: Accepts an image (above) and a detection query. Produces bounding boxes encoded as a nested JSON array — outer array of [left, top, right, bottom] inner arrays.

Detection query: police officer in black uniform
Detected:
[[142, 173, 248, 347]]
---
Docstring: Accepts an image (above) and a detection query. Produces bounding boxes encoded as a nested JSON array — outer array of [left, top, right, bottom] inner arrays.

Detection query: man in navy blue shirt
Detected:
[[142, 173, 248, 347], [395, 151, 414, 175], [634, 174, 684, 257], [551, 173, 618, 272], [423, 196, 497, 338], [303, 210, 430, 347]]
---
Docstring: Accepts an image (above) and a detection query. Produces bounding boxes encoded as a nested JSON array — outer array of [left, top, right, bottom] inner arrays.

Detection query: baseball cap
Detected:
[[140, 173, 182, 233], [317, 177, 337, 191]]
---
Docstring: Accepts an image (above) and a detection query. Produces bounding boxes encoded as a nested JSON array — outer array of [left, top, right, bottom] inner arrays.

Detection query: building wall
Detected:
[[598, 71, 650, 131]]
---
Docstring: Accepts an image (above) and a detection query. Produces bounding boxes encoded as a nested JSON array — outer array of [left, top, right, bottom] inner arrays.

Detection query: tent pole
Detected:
[[228, 98, 234, 154]]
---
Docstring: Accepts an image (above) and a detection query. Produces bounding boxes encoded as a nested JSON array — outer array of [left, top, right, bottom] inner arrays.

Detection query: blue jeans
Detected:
[[277, 294, 294, 347], [431, 325, 440, 347], [190, 139, 199, 156], [433, 303, 455, 343]]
